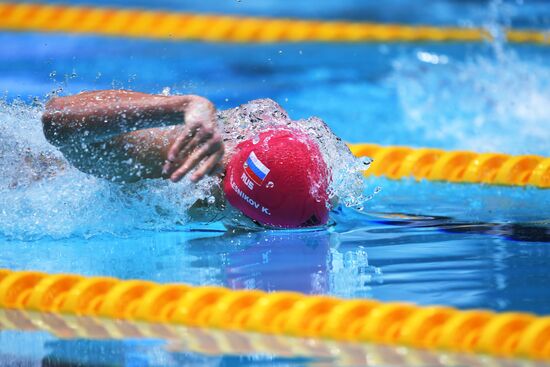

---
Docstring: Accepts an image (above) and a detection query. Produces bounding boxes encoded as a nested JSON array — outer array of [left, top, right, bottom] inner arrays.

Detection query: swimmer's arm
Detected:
[[42, 90, 208, 146], [42, 90, 224, 182]]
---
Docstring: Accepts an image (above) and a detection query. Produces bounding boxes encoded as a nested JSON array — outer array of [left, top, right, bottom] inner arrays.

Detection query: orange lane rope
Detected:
[[0, 308, 535, 367], [0, 2, 548, 44], [0, 269, 548, 360], [348, 143, 550, 188]]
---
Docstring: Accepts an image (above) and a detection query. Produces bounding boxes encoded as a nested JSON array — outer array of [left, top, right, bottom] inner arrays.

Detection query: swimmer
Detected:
[[42, 90, 331, 228]]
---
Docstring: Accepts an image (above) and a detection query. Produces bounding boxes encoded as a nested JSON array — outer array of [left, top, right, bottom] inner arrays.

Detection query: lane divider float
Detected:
[[0, 2, 549, 44], [0, 308, 535, 367], [348, 143, 550, 188], [0, 269, 548, 361]]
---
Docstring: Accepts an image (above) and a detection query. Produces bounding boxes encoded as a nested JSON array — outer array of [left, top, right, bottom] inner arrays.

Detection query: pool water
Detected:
[[1, 0, 550, 365]]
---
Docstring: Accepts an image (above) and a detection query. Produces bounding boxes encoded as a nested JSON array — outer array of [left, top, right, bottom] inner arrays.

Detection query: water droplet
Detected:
[[265, 181, 274, 188]]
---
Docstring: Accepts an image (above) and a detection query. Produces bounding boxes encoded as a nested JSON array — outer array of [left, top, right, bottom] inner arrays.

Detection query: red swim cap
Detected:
[[223, 129, 330, 228]]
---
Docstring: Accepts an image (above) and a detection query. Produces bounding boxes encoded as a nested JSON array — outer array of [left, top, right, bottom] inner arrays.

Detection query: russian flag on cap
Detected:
[[244, 151, 270, 185]]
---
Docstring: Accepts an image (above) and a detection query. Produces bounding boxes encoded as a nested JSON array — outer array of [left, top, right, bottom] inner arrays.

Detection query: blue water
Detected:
[[1, 0, 550, 366]]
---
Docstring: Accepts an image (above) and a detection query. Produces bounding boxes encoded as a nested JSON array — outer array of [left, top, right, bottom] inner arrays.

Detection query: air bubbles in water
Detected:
[[329, 247, 382, 298]]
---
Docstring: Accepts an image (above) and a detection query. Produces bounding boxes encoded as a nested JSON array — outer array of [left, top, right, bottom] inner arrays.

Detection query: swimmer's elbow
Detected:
[[180, 95, 216, 115]]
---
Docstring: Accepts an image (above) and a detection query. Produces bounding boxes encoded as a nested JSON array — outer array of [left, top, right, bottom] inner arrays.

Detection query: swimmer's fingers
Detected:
[[169, 134, 223, 182], [176, 131, 211, 161], [163, 128, 193, 174], [167, 124, 197, 161], [191, 146, 225, 182], [163, 124, 211, 175]]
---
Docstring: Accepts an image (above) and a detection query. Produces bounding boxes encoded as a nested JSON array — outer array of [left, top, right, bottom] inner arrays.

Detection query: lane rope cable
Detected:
[[0, 269, 548, 361], [0, 2, 549, 44]]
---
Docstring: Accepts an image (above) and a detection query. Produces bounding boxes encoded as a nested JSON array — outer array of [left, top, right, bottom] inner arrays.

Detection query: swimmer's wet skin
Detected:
[[42, 90, 331, 228], [41, 90, 224, 183]]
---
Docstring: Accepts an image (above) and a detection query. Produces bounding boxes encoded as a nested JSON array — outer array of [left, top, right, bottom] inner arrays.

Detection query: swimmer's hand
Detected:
[[162, 96, 224, 183]]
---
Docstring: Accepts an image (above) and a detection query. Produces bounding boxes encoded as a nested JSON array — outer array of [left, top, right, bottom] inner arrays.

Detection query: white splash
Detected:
[[0, 99, 218, 240], [391, 0, 550, 156], [392, 49, 550, 156]]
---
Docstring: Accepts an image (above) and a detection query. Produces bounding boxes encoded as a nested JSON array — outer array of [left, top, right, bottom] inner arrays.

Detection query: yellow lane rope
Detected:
[[0, 269, 548, 360], [348, 143, 550, 188], [0, 309, 535, 367], [0, 2, 548, 44]]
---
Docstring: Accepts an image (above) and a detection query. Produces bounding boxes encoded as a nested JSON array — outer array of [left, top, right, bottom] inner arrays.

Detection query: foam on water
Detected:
[[0, 98, 368, 239]]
